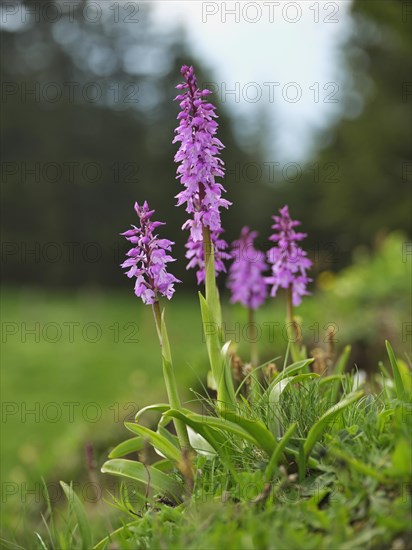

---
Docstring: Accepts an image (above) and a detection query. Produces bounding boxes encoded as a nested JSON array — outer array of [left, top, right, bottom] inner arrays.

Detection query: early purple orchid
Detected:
[[227, 227, 268, 310], [173, 65, 231, 283], [266, 205, 312, 306], [121, 201, 180, 305]]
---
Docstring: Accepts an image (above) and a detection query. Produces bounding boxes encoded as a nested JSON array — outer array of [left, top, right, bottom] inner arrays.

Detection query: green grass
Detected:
[[1, 232, 409, 548]]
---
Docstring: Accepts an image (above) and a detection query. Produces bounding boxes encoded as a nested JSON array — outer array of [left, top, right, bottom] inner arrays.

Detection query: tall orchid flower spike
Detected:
[[173, 64, 236, 412], [121, 201, 189, 449], [266, 205, 312, 307], [121, 201, 180, 305], [266, 205, 312, 355], [228, 226, 268, 311], [173, 64, 231, 283]]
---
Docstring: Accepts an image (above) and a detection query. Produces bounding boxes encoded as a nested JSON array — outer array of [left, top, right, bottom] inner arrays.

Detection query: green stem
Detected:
[[201, 224, 236, 412], [287, 285, 302, 362], [152, 300, 163, 345], [287, 285, 302, 343], [248, 307, 260, 403], [152, 300, 190, 449]]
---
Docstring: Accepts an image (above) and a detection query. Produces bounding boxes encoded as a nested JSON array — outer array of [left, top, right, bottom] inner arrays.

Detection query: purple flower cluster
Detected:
[[266, 206, 312, 306], [121, 201, 179, 305], [173, 65, 231, 282], [227, 227, 268, 310]]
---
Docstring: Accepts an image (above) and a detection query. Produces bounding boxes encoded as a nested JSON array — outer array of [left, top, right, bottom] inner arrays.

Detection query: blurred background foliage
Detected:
[[1, 0, 410, 288], [0, 0, 411, 539]]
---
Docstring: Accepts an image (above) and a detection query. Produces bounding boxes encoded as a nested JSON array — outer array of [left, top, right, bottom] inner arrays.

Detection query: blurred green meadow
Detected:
[[1, 232, 409, 538]]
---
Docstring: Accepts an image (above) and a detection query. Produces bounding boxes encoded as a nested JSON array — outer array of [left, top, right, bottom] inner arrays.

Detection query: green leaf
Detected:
[[101, 459, 184, 502], [187, 426, 217, 458], [199, 292, 223, 382], [183, 412, 268, 451], [330, 345, 351, 403], [274, 359, 315, 384], [265, 423, 297, 481], [199, 293, 236, 411], [390, 437, 412, 477], [304, 391, 364, 459], [164, 409, 236, 475], [386, 340, 408, 401], [222, 411, 277, 455], [135, 403, 170, 422], [60, 481, 93, 549], [109, 437, 144, 459], [125, 423, 181, 462], [152, 459, 175, 472]]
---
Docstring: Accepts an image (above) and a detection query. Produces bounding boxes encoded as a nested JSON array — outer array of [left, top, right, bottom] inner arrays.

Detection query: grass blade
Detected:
[[385, 340, 408, 401], [60, 481, 93, 550], [304, 390, 364, 459], [329, 345, 351, 403], [265, 423, 297, 481]]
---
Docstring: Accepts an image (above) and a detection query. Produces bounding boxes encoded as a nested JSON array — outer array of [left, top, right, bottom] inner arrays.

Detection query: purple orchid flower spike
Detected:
[[121, 201, 180, 305], [228, 227, 268, 310], [266, 205, 312, 306], [173, 64, 231, 283]]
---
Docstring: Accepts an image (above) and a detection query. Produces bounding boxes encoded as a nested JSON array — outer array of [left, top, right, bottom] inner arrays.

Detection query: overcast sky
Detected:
[[150, 1, 353, 161]]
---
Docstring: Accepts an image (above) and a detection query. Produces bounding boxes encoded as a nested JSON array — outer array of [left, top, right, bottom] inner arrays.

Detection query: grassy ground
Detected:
[[1, 235, 410, 546]]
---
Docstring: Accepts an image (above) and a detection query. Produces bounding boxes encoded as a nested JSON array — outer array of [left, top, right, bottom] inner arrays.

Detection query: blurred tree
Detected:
[[278, 0, 411, 270], [1, 0, 410, 289], [0, 0, 260, 288]]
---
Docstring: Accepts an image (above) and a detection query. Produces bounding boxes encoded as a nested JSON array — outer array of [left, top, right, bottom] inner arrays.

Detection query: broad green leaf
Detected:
[[304, 391, 364, 459], [159, 310, 190, 449], [125, 423, 181, 462], [164, 409, 223, 452], [60, 481, 93, 549], [265, 423, 296, 481], [199, 293, 236, 411], [157, 425, 180, 449], [135, 403, 170, 422], [273, 359, 315, 385], [109, 437, 144, 459], [164, 409, 236, 475], [152, 459, 175, 472], [386, 341, 409, 401], [183, 412, 267, 451], [101, 459, 183, 502], [187, 426, 217, 458], [222, 411, 277, 455], [330, 345, 351, 403]]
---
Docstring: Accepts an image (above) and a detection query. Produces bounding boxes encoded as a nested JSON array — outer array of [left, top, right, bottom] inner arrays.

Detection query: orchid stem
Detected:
[[248, 307, 260, 403], [152, 300, 190, 450]]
